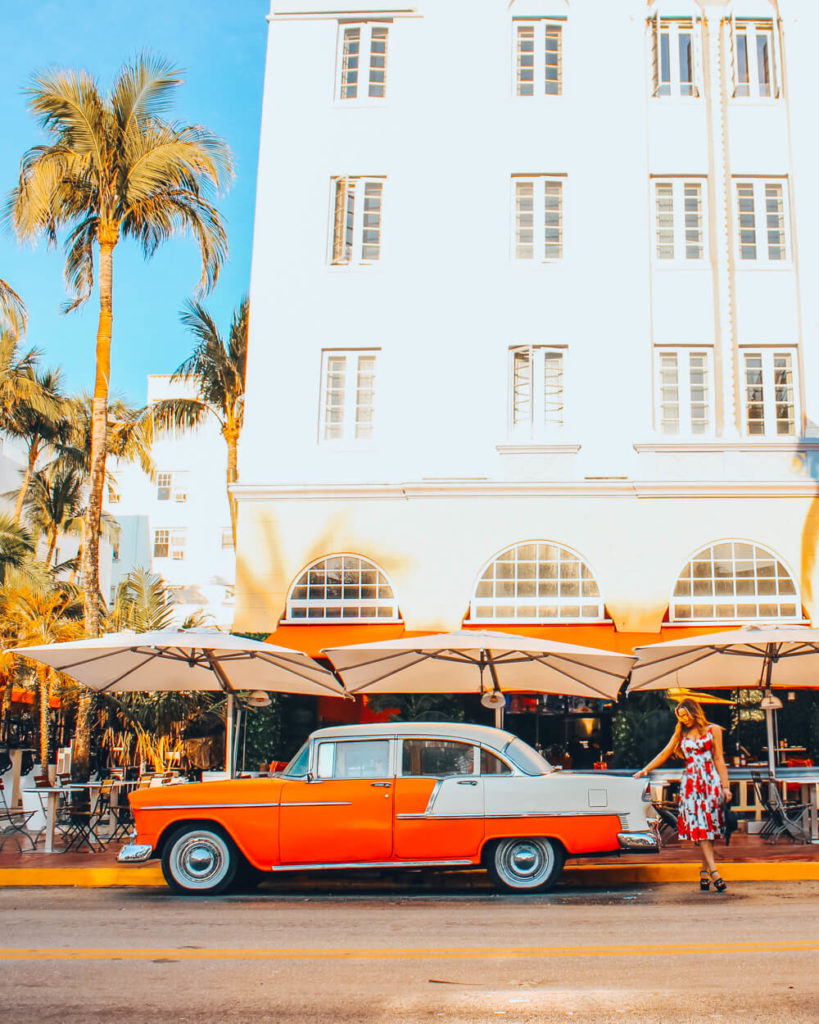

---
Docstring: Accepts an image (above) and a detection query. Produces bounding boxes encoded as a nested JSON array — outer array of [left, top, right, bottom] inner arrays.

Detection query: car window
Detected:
[[316, 739, 391, 780], [503, 737, 552, 776], [402, 739, 476, 777], [480, 748, 512, 775], [282, 741, 309, 777]]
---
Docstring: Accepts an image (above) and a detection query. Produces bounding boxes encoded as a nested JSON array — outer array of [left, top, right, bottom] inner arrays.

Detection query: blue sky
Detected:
[[0, 0, 269, 405]]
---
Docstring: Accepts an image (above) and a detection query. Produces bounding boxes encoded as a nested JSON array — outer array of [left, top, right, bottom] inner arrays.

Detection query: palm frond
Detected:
[[113, 52, 182, 133], [25, 68, 107, 169], [62, 216, 97, 311], [151, 397, 211, 433], [0, 278, 27, 335]]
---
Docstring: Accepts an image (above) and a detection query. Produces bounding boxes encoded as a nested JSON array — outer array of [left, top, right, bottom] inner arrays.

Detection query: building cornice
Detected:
[[633, 441, 819, 453], [495, 443, 582, 455], [232, 479, 819, 501], [269, 8, 420, 21]]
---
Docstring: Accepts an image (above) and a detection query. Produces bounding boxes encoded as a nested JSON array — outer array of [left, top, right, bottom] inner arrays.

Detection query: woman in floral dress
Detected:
[[635, 698, 732, 892]]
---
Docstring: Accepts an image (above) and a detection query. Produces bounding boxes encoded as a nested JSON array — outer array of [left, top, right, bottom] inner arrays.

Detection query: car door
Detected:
[[278, 737, 394, 865], [393, 738, 484, 860]]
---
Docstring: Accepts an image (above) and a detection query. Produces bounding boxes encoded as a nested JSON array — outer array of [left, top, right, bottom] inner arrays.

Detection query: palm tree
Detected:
[[0, 513, 34, 583], [2, 366, 74, 521], [7, 53, 233, 640], [0, 278, 26, 336], [152, 297, 247, 545], [0, 331, 62, 427], [0, 578, 83, 770], [21, 464, 84, 566], [109, 566, 177, 632]]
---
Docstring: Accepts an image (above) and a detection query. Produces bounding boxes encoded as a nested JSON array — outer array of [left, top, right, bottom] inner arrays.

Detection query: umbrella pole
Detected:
[[233, 704, 243, 779], [763, 648, 777, 788], [225, 693, 235, 779]]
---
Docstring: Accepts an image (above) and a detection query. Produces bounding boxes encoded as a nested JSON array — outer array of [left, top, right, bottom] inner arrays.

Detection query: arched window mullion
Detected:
[[286, 554, 401, 622]]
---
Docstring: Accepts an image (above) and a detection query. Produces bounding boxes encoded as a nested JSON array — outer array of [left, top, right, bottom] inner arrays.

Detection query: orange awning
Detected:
[[9, 686, 61, 709]]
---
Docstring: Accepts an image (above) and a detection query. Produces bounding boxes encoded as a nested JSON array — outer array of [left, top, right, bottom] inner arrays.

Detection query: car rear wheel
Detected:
[[161, 826, 239, 895], [486, 837, 564, 893]]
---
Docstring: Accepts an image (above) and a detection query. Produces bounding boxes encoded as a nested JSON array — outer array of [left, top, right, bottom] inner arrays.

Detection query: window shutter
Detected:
[[771, 18, 784, 99], [650, 12, 660, 96], [692, 17, 704, 98], [332, 178, 349, 264]]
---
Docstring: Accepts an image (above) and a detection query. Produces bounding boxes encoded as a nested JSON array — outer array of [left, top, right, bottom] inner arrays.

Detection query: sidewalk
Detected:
[[1, 832, 819, 889]]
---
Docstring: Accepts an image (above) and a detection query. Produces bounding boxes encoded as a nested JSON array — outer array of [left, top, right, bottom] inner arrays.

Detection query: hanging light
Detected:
[[481, 691, 506, 710], [759, 690, 783, 710], [246, 690, 272, 708]]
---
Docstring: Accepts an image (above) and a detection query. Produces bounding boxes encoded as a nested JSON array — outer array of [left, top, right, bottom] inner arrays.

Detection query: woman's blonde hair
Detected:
[[672, 698, 709, 755]]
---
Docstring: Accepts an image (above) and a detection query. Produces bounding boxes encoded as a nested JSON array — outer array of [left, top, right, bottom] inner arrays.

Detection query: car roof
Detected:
[[309, 721, 519, 751]]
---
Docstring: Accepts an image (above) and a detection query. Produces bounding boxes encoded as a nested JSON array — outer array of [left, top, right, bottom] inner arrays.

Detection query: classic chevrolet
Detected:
[[119, 722, 659, 895]]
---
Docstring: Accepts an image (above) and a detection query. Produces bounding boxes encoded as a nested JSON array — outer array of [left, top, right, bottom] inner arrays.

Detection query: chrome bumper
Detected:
[[617, 830, 660, 852], [117, 843, 154, 863]]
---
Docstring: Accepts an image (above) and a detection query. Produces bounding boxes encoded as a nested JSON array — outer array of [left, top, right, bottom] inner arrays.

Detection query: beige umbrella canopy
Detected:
[[628, 625, 819, 692], [323, 630, 634, 704], [11, 628, 346, 775]]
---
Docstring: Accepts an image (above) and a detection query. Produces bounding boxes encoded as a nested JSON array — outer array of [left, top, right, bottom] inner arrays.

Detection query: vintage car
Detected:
[[119, 722, 659, 895]]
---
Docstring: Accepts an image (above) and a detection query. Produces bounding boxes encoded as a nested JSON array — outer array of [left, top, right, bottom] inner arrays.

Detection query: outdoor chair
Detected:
[[652, 801, 679, 846], [0, 778, 37, 852], [61, 787, 108, 853], [750, 771, 810, 844]]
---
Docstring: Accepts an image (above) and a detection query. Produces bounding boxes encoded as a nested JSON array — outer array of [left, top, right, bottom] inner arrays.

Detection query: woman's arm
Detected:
[[710, 725, 732, 796], [634, 734, 678, 777]]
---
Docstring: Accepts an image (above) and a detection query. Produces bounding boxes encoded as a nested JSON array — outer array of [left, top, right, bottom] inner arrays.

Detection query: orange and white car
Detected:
[[118, 722, 659, 895]]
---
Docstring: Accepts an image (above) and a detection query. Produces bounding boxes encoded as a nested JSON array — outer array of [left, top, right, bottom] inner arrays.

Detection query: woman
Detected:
[[635, 698, 731, 892]]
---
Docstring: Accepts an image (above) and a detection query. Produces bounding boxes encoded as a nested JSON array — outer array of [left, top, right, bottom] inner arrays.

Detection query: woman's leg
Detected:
[[699, 838, 717, 874]]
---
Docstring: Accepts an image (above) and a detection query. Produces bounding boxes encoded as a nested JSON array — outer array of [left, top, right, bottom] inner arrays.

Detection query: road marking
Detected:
[[1, 941, 818, 961]]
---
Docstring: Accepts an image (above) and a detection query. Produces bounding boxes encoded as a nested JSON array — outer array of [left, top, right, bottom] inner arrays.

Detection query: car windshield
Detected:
[[281, 741, 310, 777], [502, 737, 553, 776]]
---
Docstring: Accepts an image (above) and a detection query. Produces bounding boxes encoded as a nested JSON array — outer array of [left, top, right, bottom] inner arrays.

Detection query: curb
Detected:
[[1, 861, 819, 889]]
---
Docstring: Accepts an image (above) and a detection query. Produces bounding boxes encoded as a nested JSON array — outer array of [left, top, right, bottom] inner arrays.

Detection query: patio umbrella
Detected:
[[11, 628, 347, 776], [323, 630, 634, 726], [628, 625, 819, 775]]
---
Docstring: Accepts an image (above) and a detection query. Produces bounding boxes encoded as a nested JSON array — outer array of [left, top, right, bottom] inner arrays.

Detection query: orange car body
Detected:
[[124, 723, 657, 877]]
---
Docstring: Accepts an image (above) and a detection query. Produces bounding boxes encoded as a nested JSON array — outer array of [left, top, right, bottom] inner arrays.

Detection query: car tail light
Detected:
[[641, 782, 652, 802]]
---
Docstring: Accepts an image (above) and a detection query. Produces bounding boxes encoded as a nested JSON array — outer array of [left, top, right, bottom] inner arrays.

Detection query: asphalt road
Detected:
[[1, 881, 818, 1023]]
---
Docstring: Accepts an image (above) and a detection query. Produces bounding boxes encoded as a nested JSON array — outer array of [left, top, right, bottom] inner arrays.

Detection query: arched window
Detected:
[[286, 554, 400, 621], [470, 541, 604, 621], [671, 540, 800, 622]]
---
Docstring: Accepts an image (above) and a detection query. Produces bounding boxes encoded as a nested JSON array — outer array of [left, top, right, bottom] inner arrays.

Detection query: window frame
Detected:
[[400, 738, 479, 778], [734, 178, 790, 266], [653, 346, 714, 438], [670, 539, 802, 623], [509, 344, 567, 440], [651, 177, 708, 264], [650, 16, 702, 98], [512, 17, 564, 98], [318, 348, 378, 446], [731, 18, 781, 101], [740, 346, 799, 439], [335, 20, 391, 103], [469, 540, 605, 623], [315, 738, 392, 780], [329, 176, 385, 267], [285, 553, 401, 623], [153, 527, 186, 561], [511, 174, 565, 263]]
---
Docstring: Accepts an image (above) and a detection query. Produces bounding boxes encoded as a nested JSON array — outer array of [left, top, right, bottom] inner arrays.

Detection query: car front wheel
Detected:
[[486, 837, 564, 893], [161, 825, 240, 895]]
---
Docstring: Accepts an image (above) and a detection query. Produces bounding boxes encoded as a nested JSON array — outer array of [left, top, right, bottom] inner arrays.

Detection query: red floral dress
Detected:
[[678, 728, 724, 842]]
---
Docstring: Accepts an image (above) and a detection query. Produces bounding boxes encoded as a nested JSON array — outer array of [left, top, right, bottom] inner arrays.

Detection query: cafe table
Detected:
[[35, 781, 104, 853]]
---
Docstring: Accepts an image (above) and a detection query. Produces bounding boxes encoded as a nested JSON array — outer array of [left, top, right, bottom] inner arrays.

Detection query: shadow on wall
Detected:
[[798, 435, 819, 617]]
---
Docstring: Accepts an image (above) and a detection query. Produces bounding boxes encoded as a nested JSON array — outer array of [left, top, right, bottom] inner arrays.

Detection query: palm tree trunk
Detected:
[[38, 669, 50, 770], [76, 222, 117, 779], [225, 429, 239, 548], [46, 527, 58, 567], [14, 442, 40, 522]]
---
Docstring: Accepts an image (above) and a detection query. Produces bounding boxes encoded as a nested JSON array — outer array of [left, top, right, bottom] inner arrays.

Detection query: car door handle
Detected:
[[371, 782, 391, 788], [457, 780, 478, 786]]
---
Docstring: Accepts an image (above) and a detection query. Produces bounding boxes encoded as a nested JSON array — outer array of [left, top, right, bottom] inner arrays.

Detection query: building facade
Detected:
[[110, 376, 235, 627], [234, 0, 819, 658]]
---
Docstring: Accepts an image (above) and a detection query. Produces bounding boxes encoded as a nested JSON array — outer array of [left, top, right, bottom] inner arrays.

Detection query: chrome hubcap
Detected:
[[171, 831, 229, 890], [496, 838, 553, 888]]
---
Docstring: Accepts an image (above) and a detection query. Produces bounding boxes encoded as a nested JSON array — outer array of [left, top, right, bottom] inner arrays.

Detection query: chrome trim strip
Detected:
[[270, 858, 474, 872], [116, 843, 154, 863], [139, 802, 280, 811], [396, 809, 623, 821], [281, 801, 352, 808], [617, 830, 660, 852]]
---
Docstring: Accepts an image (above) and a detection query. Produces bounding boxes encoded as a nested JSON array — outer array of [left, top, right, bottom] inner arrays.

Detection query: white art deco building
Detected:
[[234, 0, 819, 664]]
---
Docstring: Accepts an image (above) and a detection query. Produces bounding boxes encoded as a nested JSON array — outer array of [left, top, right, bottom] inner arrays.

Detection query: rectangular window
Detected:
[[742, 349, 797, 437], [153, 529, 169, 558], [320, 350, 378, 443], [515, 20, 562, 96], [511, 346, 565, 437], [156, 472, 172, 501], [653, 19, 700, 97], [654, 348, 713, 436], [733, 20, 778, 99], [338, 23, 389, 100], [652, 179, 706, 261], [513, 176, 564, 261], [735, 179, 788, 264], [331, 177, 384, 265]]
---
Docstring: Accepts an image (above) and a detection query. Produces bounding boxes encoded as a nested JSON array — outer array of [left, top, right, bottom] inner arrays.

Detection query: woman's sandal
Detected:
[[699, 871, 710, 891], [710, 870, 727, 893]]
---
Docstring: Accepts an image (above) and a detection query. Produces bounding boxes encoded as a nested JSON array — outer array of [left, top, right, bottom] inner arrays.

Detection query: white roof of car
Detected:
[[309, 721, 520, 751]]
